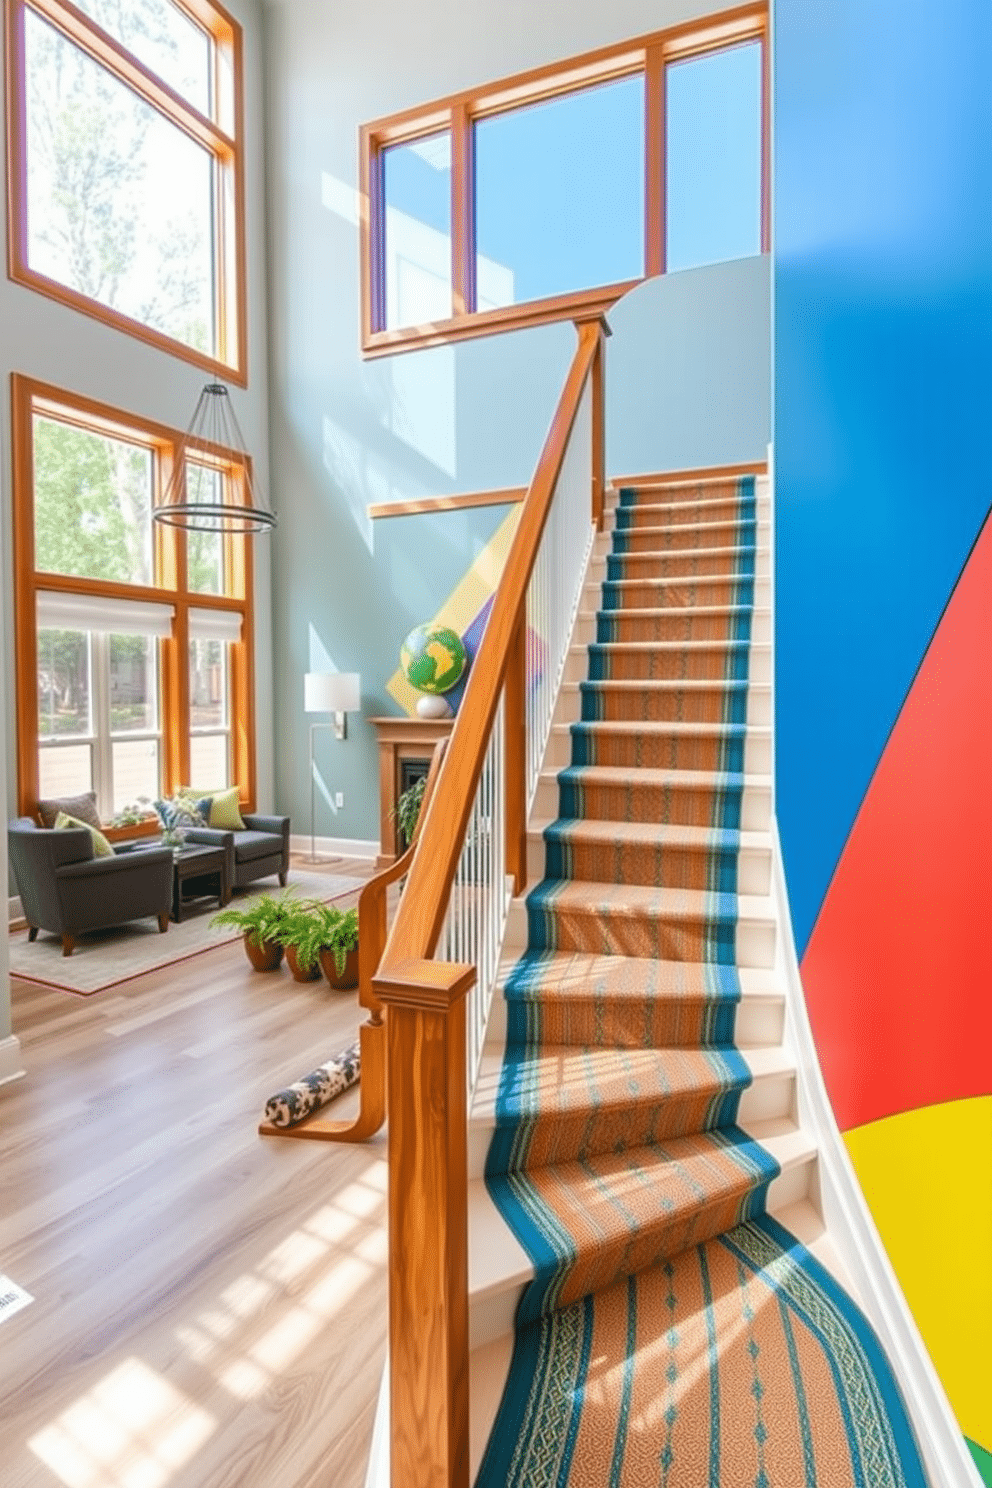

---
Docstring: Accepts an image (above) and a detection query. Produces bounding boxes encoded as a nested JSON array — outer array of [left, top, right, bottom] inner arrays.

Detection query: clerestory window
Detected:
[[6, 0, 247, 381], [359, 3, 768, 355]]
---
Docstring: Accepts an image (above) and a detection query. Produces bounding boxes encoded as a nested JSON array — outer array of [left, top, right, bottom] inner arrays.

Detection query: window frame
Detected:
[[359, 2, 768, 357], [5, 0, 248, 384], [12, 372, 256, 823]]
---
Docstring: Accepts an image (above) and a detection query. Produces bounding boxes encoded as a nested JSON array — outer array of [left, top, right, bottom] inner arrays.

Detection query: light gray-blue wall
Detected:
[[607, 257, 771, 476], [263, 0, 772, 850]]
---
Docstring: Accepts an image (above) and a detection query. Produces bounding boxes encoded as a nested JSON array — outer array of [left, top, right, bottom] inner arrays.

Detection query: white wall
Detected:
[[262, 0, 768, 847]]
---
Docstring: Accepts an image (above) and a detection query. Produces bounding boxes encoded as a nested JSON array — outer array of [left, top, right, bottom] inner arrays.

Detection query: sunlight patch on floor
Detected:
[[29, 1358, 215, 1488]]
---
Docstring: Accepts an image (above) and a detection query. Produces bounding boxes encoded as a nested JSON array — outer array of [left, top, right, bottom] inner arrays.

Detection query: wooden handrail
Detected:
[[379, 318, 604, 971], [372, 316, 606, 1488], [258, 741, 448, 1145]]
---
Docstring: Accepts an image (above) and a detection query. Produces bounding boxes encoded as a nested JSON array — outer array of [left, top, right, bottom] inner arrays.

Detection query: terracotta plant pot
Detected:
[[244, 932, 283, 972], [319, 945, 359, 990], [285, 944, 322, 982]]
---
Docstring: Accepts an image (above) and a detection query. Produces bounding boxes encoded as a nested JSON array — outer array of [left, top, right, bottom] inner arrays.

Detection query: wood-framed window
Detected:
[[5, 0, 247, 384], [359, 2, 768, 357], [11, 373, 256, 822]]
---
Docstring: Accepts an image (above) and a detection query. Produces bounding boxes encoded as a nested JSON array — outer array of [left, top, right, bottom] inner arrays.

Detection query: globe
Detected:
[[400, 624, 467, 695]]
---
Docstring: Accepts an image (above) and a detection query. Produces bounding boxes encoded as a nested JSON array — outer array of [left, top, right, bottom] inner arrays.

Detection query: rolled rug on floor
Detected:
[[263, 1041, 361, 1127]]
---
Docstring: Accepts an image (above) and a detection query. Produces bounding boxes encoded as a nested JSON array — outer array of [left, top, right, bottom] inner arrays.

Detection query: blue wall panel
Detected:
[[773, 0, 992, 952]]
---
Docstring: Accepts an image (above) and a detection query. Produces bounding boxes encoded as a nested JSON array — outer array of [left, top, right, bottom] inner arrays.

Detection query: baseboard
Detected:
[[0, 1034, 25, 1088], [289, 834, 379, 860], [9, 895, 24, 927]]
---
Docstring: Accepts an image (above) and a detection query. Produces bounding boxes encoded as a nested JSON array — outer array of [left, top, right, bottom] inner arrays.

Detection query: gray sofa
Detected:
[[8, 818, 174, 956], [183, 813, 290, 893]]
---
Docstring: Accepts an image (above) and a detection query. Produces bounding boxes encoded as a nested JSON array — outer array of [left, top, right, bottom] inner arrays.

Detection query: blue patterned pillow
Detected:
[[154, 796, 208, 831]]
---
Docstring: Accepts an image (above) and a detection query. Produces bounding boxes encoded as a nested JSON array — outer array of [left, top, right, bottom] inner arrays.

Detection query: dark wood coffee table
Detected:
[[171, 844, 229, 922]]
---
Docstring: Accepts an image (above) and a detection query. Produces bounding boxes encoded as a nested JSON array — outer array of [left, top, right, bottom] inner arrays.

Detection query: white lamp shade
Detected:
[[305, 671, 361, 714]]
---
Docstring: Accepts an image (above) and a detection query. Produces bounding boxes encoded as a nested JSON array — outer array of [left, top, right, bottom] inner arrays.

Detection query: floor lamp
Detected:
[[304, 672, 361, 863]]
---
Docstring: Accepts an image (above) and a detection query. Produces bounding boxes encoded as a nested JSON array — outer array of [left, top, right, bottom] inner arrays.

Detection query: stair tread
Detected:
[[469, 1121, 815, 1299], [473, 1042, 793, 1126], [578, 676, 755, 691], [602, 541, 762, 559], [562, 719, 770, 737], [582, 604, 769, 617], [525, 878, 772, 916], [582, 638, 758, 653], [498, 951, 781, 1002], [535, 818, 769, 851], [546, 763, 770, 789], [603, 572, 758, 589]]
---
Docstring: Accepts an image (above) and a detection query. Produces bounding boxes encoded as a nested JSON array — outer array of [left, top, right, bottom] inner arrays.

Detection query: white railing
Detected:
[[525, 378, 596, 804], [437, 692, 511, 1095]]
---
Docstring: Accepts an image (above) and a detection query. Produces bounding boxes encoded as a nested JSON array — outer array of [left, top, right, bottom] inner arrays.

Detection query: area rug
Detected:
[[8, 870, 366, 996]]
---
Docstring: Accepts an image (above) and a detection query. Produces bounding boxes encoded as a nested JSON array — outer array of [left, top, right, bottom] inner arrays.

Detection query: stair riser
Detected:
[[511, 1176, 777, 1327], [602, 551, 767, 582], [609, 529, 756, 560], [578, 683, 770, 726], [530, 834, 771, 896], [536, 775, 771, 830], [604, 523, 769, 555], [501, 993, 739, 1051], [617, 500, 755, 530], [488, 1085, 749, 1176], [603, 577, 770, 609], [604, 496, 770, 531], [505, 899, 776, 969], [469, 1060, 792, 1178], [563, 644, 769, 684], [546, 724, 771, 774], [579, 609, 768, 644], [487, 986, 784, 1049]]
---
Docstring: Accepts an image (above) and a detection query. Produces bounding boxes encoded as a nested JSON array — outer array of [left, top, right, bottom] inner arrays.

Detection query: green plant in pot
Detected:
[[211, 892, 294, 971], [275, 901, 328, 982], [313, 905, 360, 990], [392, 773, 426, 850]]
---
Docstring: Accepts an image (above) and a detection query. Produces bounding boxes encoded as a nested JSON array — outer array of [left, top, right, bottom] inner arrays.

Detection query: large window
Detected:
[[13, 376, 255, 822], [6, 0, 246, 382], [360, 3, 768, 354]]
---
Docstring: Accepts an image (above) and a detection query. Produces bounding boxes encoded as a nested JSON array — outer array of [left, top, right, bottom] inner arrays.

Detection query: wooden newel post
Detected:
[[373, 957, 476, 1488]]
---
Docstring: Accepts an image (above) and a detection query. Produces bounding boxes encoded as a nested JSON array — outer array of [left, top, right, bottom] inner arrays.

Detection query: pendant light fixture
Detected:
[[153, 382, 276, 534]]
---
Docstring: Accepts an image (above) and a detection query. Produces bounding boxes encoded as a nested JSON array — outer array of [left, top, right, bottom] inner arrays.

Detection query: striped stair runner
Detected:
[[476, 476, 931, 1487]]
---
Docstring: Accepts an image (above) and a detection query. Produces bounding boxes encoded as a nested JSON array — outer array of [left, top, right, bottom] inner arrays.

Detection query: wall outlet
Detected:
[[334, 792, 344, 809]]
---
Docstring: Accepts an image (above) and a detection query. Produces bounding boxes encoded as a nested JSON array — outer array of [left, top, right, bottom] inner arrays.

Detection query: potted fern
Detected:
[[392, 773, 426, 850], [314, 905, 360, 990], [276, 901, 327, 981], [211, 891, 294, 971]]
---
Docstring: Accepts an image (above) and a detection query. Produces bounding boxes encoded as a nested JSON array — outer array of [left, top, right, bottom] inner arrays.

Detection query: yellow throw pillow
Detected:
[[207, 786, 246, 831], [54, 810, 114, 858]]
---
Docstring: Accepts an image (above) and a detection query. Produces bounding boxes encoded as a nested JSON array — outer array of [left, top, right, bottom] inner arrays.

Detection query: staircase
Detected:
[[462, 474, 931, 1486]]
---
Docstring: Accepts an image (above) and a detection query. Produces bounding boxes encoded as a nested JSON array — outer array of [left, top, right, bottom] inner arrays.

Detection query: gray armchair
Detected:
[[183, 812, 290, 894], [8, 818, 174, 956]]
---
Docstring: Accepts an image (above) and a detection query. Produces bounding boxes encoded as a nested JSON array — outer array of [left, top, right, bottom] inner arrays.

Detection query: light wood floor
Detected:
[[0, 855, 387, 1488]]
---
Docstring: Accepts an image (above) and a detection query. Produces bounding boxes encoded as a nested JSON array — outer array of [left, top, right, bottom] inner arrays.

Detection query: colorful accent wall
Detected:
[[774, 0, 992, 1477]]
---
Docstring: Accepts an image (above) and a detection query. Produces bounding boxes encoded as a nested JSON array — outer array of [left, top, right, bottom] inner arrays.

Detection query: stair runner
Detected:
[[476, 476, 930, 1487]]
